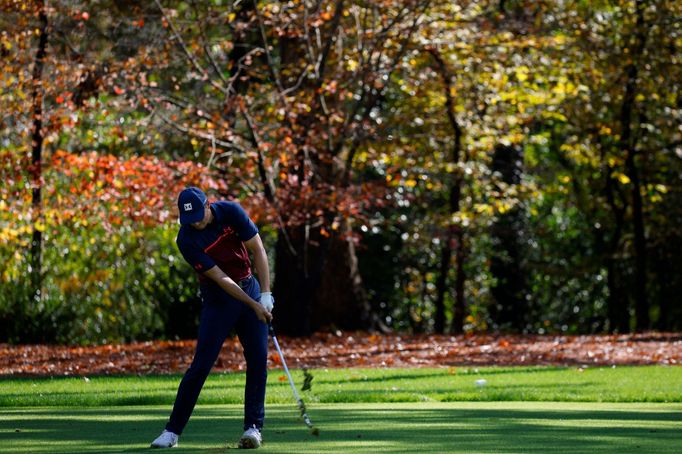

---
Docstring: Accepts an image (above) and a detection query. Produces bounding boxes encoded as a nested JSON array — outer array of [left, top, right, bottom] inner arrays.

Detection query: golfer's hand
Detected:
[[259, 292, 274, 311], [253, 302, 273, 324]]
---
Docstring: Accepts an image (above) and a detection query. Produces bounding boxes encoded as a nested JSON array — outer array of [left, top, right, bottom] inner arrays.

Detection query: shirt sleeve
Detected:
[[211, 201, 259, 241], [176, 232, 216, 273]]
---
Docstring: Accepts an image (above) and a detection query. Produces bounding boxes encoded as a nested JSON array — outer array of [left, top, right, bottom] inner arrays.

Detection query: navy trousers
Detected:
[[165, 276, 268, 434]]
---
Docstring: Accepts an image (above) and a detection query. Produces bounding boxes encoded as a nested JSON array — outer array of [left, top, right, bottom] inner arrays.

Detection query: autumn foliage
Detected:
[[1, 148, 228, 244], [1, 1, 680, 344], [48, 150, 227, 227]]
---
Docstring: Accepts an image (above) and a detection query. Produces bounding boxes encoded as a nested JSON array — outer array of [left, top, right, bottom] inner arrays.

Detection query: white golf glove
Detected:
[[259, 292, 274, 312]]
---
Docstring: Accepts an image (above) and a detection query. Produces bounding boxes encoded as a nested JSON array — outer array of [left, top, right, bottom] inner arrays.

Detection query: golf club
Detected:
[[268, 323, 320, 436]]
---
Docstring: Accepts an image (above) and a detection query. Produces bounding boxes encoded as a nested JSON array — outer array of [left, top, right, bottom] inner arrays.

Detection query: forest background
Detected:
[[1, 0, 680, 345]]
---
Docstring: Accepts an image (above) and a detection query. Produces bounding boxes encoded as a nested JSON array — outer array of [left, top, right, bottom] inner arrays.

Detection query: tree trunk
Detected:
[[620, 0, 649, 331], [273, 221, 372, 336], [314, 221, 372, 330], [433, 241, 451, 333], [606, 256, 629, 333], [654, 252, 670, 331], [602, 150, 630, 332], [489, 144, 527, 331], [29, 3, 48, 302], [273, 226, 315, 336], [452, 228, 466, 333], [428, 47, 467, 334]]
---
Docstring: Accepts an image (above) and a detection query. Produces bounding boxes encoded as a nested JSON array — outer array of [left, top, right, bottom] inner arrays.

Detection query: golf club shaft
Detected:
[[271, 334, 301, 402], [269, 325, 314, 428]]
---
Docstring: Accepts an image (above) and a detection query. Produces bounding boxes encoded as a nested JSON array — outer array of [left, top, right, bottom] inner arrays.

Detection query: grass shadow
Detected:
[[1, 404, 681, 453]]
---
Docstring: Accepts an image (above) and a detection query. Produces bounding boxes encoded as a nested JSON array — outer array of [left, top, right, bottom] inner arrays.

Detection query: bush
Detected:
[[0, 222, 199, 345]]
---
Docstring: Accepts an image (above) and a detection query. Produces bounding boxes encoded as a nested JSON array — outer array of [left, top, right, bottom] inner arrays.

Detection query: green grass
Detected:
[[0, 366, 680, 407], [1, 367, 681, 452], [1, 402, 681, 453]]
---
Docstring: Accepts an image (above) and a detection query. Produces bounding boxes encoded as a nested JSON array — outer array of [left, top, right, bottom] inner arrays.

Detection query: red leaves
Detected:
[[47, 150, 228, 228], [0, 333, 679, 377]]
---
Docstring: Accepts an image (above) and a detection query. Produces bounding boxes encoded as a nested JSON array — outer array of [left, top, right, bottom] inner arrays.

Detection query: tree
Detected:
[[489, 144, 528, 330], [553, 0, 681, 332], [134, 0, 432, 335]]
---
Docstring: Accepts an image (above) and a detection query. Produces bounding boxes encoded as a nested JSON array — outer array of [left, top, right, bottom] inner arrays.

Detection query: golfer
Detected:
[[151, 187, 273, 449]]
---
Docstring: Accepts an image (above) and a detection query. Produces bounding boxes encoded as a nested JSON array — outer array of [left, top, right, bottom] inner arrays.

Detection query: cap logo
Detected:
[[183, 203, 193, 211]]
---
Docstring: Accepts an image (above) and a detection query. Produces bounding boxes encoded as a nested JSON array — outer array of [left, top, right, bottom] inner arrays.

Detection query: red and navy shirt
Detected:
[[176, 201, 259, 285]]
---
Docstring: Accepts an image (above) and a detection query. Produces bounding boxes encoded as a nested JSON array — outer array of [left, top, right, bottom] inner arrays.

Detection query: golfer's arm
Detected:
[[203, 266, 260, 310], [244, 234, 271, 293]]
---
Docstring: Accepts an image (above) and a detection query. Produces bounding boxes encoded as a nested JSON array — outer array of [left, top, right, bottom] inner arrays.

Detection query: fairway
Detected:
[[2, 366, 681, 407], [2, 367, 681, 452], [1, 402, 681, 453]]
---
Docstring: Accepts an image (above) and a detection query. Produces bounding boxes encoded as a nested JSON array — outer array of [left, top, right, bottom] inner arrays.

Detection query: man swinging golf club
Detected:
[[151, 187, 274, 449]]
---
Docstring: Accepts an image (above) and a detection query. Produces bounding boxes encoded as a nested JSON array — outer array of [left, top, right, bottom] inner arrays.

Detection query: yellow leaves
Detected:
[[542, 111, 567, 122], [3, 75, 17, 88], [0, 225, 32, 246], [553, 80, 577, 97], [527, 93, 548, 105], [560, 175, 571, 184], [405, 179, 417, 188], [500, 133, 524, 145], [655, 184, 668, 194], [515, 66, 530, 82], [0, 227, 18, 243], [553, 34, 568, 46], [474, 204, 493, 215], [354, 150, 368, 163], [648, 184, 668, 204], [346, 59, 359, 71], [599, 126, 613, 136], [614, 173, 631, 185]]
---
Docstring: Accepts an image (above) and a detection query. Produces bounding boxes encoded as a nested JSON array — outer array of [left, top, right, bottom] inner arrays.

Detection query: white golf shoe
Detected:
[[150, 430, 178, 448], [238, 427, 262, 449]]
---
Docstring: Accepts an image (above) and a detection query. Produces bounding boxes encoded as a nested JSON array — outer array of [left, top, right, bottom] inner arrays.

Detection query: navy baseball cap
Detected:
[[177, 187, 207, 225]]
